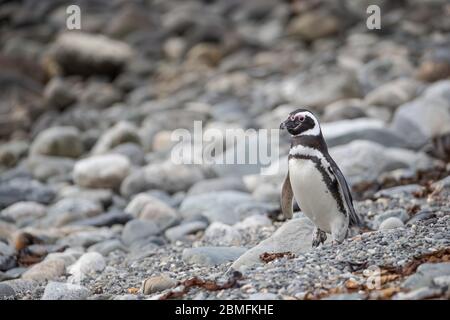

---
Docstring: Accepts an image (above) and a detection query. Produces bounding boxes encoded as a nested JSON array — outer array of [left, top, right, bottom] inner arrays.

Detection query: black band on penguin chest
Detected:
[[289, 154, 346, 215]]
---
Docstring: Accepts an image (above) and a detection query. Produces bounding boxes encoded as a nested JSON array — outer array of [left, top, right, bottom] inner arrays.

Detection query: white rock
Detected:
[[202, 222, 242, 246], [73, 154, 130, 189], [378, 217, 404, 230], [68, 252, 105, 283]]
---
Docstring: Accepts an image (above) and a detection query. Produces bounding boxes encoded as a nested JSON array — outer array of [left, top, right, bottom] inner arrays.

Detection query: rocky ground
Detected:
[[1, 0, 450, 300]]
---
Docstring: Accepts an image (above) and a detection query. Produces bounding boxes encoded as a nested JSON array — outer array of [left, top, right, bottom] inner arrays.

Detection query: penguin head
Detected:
[[280, 108, 321, 136]]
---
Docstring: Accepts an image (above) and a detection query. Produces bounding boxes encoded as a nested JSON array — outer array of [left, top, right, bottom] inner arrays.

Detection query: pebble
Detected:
[[30, 126, 84, 158], [73, 154, 131, 189], [121, 219, 160, 246], [22, 258, 66, 282], [379, 217, 405, 230], [41, 282, 90, 300], [142, 274, 177, 294], [164, 221, 208, 242]]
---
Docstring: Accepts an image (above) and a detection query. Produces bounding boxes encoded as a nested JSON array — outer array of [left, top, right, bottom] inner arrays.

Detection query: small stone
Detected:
[[41, 281, 90, 300], [121, 219, 160, 246], [142, 274, 177, 294], [164, 221, 208, 242], [125, 193, 178, 231], [402, 262, 450, 289], [393, 287, 442, 300], [73, 154, 131, 189], [1, 201, 47, 226], [203, 222, 242, 246], [68, 252, 106, 282], [379, 217, 404, 230], [30, 126, 83, 158], [287, 10, 340, 41], [49, 32, 134, 77], [22, 258, 66, 282], [0, 283, 15, 299], [91, 122, 141, 155], [44, 77, 77, 110]]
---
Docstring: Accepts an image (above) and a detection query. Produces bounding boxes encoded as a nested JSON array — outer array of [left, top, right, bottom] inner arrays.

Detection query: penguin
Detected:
[[279, 108, 362, 247]]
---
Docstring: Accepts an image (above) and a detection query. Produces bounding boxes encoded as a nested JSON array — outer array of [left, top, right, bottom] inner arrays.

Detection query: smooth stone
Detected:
[[433, 275, 450, 287], [73, 154, 131, 189], [120, 162, 204, 197], [287, 10, 340, 41], [373, 209, 409, 229], [180, 191, 273, 225], [0, 254, 16, 272], [0, 140, 28, 168], [91, 122, 141, 155], [125, 193, 178, 230], [73, 211, 132, 227], [164, 221, 208, 242], [406, 211, 436, 226], [281, 68, 360, 109], [41, 281, 90, 300], [365, 78, 422, 109], [202, 222, 242, 246], [322, 118, 409, 148], [43, 197, 103, 227], [44, 77, 77, 110], [30, 126, 83, 158], [110, 142, 145, 165], [393, 287, 443, 300], [121, 219, 160, 246], [56, 228, 115, 248], [374, 184, 424, 199], [182, 246, 247, 266], [357, 57, 414, 94], [58, 186, 113, 207], [378, 217, 404, 230], [402, 262, 450, 290], [0, 178, 55, 209], [0, 241, 15, 256], [234, 215, 272, 230], [26, 155, 75, 182], [322, 99, 368, 122], [1, 201, 47, 226], [0, 283, 15, 298], [142, 274, 177, 294], [22, 258, 66, 282], [49, 32, 133, 77], [67, 252, 106, 282], [391, 81, 450, 148], [230, 218, 321, 271], [1, 279, 37, 296], [330, 140, 434, 186], [88, 239, 128, 256], [187, 177, 247, 195]]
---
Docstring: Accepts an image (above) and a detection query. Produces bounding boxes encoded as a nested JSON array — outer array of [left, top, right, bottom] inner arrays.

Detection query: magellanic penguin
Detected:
[[280, 108, 362, 247]]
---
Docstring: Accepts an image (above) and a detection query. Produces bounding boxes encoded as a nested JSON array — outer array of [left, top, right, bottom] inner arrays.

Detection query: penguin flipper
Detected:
[[281, 171, 293, 219]]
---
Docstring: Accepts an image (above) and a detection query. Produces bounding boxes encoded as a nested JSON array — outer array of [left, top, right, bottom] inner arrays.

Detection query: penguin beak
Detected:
[[280, 120, 287, 130]]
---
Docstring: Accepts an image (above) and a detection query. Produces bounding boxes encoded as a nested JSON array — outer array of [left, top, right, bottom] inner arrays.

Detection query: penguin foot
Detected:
[[312, 228, 327, 248]]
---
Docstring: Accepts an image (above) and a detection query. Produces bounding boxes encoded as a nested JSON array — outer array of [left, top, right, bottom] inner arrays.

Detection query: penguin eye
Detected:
[[298, 115, 305, 122]]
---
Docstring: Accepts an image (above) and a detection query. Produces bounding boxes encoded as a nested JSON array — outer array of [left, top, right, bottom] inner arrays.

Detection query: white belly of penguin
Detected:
[[289, 158, 342, 233]]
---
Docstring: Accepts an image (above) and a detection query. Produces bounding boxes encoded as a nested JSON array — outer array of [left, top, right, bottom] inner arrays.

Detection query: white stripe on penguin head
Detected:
[[292, 111, 321, 136]]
